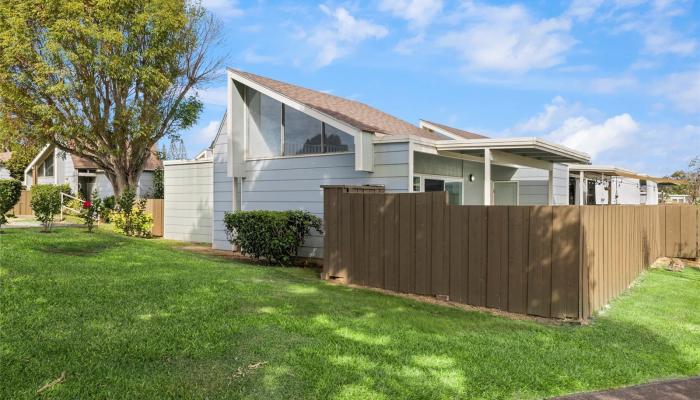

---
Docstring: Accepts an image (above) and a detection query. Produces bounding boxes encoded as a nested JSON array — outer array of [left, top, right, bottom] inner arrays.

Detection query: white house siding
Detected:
[[241, 142, 410, 258], [164, 160, 213, 243], [594, 176, 642, 205], [511, 164, 569, 205], [644, 181, 659, 205], [213, 132, 234, 250], [0, 166, 10, 179]]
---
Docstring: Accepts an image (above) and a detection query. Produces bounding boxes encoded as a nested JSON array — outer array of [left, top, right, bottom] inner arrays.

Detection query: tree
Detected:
[[686, 157, 700, 204], [0, 0, 222, 197]]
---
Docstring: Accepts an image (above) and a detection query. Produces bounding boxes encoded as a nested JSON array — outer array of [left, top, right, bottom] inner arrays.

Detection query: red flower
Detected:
[[83, 201, 92, 209]]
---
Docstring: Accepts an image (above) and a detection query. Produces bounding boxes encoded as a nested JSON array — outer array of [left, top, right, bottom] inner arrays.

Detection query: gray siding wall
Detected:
[[211, 141, 410, 254], [0, 166, 10, 179], [213, 132, 234, 250], [164, 161, 213, 243], [242, 142, 410, 258], [511, 164, 569, 205], [594, 176, 643, 205]]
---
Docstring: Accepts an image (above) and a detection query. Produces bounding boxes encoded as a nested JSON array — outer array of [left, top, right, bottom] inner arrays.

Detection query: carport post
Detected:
[[484, 148, 491, 205], [579, 170, 585, 205], [547, 168, 554, 205]]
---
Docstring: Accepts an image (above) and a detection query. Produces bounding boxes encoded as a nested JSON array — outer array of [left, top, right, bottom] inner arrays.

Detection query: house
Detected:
[[24, 144, 162, 199], [567, 165, 659, 205], [0, 151, 11, 179], [163, 69, 591, 257]]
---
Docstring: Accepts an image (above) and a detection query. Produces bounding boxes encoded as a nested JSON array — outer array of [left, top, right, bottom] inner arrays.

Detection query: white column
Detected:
[[547, 168, 554, 205], [484, 148, 491, 205], [578, 171, 585, 205]]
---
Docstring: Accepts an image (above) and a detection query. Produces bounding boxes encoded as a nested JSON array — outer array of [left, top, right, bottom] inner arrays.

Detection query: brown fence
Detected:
[[145, 199, 164, 237], [11, 191, 32, 216], [323, 187, 699, 320]]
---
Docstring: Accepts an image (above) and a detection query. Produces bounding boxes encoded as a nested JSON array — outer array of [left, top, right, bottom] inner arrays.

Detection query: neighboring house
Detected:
[[665, 194, 692, 204], [163, 69, 590, 257], [24, 144, 162, 199], [567, 165, 659, 205], [0, 151, 11, 179]]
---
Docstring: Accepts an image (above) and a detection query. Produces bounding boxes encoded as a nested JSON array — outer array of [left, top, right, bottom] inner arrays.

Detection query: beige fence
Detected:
[[322, 186, 699, 320], [11, 190, 32, 216]]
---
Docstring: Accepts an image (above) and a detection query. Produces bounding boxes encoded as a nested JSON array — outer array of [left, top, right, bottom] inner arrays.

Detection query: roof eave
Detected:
[[434, 137, 591, 164]]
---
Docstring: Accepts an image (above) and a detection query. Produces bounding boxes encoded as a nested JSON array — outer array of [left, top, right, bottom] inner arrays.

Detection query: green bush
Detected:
[[223, 210, 323, 264], [30, 185, 62, 231], [0, 179, 22, 228], [113, 190, 153, 237], [101, 196, 116, 222]]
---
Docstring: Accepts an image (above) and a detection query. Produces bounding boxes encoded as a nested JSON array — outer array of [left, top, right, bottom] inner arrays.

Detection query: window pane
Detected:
[[247, 87, 281, 157], [445, 182, 462, 205], [413, 176, 421, 192], [43, 157, 54, 176], [424, 179, 444, 192], [324, 124, 354, 153], [284, 106, 323, 155]]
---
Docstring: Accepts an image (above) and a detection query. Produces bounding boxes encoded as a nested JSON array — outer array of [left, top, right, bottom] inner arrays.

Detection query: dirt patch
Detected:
[[175, 244, 322, 268], [651, 257, 700, 272]]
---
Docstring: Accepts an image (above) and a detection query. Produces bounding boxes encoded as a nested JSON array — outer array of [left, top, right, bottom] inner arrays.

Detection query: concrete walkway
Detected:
[[555, 376, 700, 400]]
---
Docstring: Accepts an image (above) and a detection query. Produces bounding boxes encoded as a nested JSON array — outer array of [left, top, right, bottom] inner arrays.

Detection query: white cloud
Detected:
[[654, 68, 700, 113], [194, 86, 227, 107], [194, 120, 221, 145], [437, 2, 575, 72], [589, 76, 637, 93], [308, 6, 388, 67], [514, 96, 588, 132], [201, 0, 243, 18], [565, 0, 604, 21], [642, 28, 696, 56], [547, 114, 639, 158], [379, 0, 443, 28]]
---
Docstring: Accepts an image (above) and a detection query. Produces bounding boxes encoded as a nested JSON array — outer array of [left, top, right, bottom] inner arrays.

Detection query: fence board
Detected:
[[487, 207, 509, 310], [145, 199, 164, 237], [322, 187, 698, 320]]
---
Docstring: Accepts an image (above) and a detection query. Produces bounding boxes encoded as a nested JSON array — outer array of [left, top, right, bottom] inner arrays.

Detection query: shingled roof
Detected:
[[71, 150, 162, 171], [232, 69, 443, 140], [421, 120, 489, 140]]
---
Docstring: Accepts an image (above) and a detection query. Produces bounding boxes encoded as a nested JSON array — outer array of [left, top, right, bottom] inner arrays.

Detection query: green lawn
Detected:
[[1, 228, 699, 399]]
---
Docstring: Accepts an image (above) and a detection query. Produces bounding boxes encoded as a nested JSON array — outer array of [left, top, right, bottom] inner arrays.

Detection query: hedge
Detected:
[[223, 210, 323, 264], [0, 179, 22, 228]]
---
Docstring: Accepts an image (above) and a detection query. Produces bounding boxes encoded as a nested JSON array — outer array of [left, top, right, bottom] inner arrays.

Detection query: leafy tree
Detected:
[[0, 0, 222, 197], [3, 145, 39, 180]]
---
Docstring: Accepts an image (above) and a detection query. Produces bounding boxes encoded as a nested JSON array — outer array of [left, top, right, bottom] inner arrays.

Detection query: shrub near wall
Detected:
[[0, 179, 22, 228], [224, 210, 323, 264]]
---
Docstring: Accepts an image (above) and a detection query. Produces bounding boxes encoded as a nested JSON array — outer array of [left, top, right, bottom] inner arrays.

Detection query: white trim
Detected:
[[24, 144, 53, 184], [568, 164, 659, 181], [484, 148, 491, 206], [163, 159, 213, 166], [244, 151, 354, 162], [436, 137, 590, 164], [492, 180, 519, 206]]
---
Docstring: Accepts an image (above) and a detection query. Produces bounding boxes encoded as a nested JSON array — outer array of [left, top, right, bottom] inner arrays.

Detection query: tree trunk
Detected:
[[106, 169, 142, 199]]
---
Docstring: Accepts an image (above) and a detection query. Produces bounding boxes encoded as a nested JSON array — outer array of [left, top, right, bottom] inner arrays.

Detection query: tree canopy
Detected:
[[0, 0, 221, 196]]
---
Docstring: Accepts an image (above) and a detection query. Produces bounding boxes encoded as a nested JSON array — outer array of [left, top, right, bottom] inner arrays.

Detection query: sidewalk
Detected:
[[555, 376, 700, 400]]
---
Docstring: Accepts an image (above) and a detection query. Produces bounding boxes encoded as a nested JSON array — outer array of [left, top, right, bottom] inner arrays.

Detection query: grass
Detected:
[[1, 228, 700, 399]]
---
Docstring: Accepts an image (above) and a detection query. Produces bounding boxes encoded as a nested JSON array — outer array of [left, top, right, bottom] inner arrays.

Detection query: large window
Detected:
[[246, 87, 282, 158], [38, 156, 54, 177], [415, 175, 463, 205], [284, 106, 323, 155], [244, 87, 355, 158]]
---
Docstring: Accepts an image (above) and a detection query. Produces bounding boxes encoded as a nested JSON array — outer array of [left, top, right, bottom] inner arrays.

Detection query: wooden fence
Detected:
[[322, 186, 699, 320], [11, 190, 32, 216], [144, 199, 164, 237]]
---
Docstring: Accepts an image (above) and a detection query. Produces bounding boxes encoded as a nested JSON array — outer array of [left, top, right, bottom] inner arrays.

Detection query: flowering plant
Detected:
[[80, 192, 101, 233]]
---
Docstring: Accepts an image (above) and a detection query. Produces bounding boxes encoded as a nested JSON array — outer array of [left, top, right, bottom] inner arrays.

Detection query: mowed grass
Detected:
[[1, 228, 700, 399]]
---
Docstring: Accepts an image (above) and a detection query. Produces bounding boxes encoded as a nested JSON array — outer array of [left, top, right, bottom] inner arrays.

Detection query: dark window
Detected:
[[324, 124, 355, 153], [424, 179, 445, 192], [587, 180, 596, 205], [284, 106, 323, 155]]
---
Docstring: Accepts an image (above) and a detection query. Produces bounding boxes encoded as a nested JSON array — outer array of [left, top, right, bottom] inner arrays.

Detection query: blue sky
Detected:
[[183, 0, 699, 176]]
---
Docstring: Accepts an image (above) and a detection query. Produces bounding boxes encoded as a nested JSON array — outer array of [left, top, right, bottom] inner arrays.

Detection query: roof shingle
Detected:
[[232, 69, 443, 140], [422, 120, 489, 139]]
